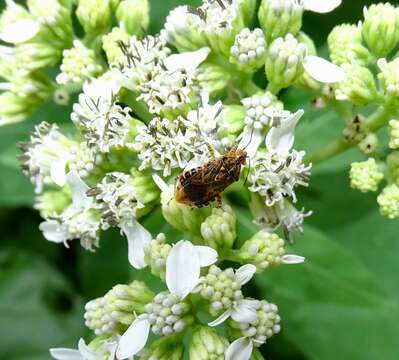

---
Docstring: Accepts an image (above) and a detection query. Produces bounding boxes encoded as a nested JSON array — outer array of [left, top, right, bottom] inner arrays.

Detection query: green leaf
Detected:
[[256, 225, 399, 360], [0, 249, 85, 359]]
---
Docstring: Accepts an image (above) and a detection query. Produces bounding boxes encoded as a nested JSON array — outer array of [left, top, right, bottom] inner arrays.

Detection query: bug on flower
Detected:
[[175, 144, 247, 208]]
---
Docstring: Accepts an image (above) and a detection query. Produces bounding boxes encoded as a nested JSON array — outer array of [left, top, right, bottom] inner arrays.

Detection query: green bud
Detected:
[[144, 233, 171, 279], [334, 64, 378, 106], [56, 40, 104, 85], [130, 168, 159, 206], [116, 0, 149, 37], [201, 205, 236, 252], [386, 152, 399, 185], [349, 158, 384, 193], [141, 336, 184, 360], [76, 0, 112, 34], [34, 188, 71, 218], [358, 133, 378, 155], [160, 184, 210, 237], [196, 63, 230, 97], [362, 3, 399, 57], [190, 326, 229, 360], [230, 28, 266, 72], [102, 27, 130, 65], [378, 58, 399, 106], [265, 34, 306, 92], [238, 230, 285, 271], [259, 0, 303, 42], [377, 184, 399, 219], [0, 91, 37, 125], [389, 120, 399, 149], [217, 105, 246, 141], [328, 23, 372, 66], [342, 115, 367, 143]]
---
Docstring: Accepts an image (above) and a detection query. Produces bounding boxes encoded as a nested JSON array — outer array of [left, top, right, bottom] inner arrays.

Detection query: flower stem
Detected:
[[122, 92, 153, 123]]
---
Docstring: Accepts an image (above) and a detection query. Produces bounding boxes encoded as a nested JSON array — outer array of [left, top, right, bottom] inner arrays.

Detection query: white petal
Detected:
[[225, 337, 253, 360], [122, 220, 151, 269], [303, 56, 345, 83], [0, 19, 39, 43], [235, 264, 257, 285], [166, 240, 200, 299], [194, 245, 218, 267], [66, 171, 91, 209], [117, 317, 150, 359], [238, 128, 263, 158], [39, 220, 69, 244], [208, 309, 232, 327], [77, 339, 101, 360], [50, 160, 67, 187], [232, 300, 260, 324], [49, 348, 83, 360], [282, 254, 305, 264], [152, 174, 169, 193], [303, 0, 341, 13], [164, 47, 211, 71], [266, 110, 304, 153]]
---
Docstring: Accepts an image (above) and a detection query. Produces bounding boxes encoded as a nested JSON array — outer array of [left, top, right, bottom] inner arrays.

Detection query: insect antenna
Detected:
[[240, 125, 255, 151]]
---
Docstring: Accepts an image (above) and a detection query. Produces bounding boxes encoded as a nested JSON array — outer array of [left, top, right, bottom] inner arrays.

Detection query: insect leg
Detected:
[[215, 194, 223, 208]]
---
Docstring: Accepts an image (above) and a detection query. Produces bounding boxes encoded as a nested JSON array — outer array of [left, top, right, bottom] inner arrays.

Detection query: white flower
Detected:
[[301, 0, 342, 13], [71, 79, 133, 153], [208, 264, 258, 327], [39, 171, 101, 251], [116, 241, 217, 359], [50, 337, 118, 360], [302, 55, 345, 84], [225, 337, 254, 360]]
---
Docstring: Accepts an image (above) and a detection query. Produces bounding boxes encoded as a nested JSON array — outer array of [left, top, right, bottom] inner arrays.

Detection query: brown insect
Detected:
[[175, 144, 247, 208]]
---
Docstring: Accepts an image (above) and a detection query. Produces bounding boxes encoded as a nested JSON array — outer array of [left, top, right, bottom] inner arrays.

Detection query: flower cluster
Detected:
[[10, 0, 354, 359]]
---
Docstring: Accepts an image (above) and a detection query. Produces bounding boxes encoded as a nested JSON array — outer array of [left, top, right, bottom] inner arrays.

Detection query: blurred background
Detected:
[[1, 0, 399, 359]]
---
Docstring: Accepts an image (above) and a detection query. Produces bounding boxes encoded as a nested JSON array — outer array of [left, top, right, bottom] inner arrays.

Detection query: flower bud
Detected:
[[144, 233, 171, 279], [362, 3, 399, 58], [265, 34, 306, 91], [386, 152, 399, 185], [377, 184, 399, 219], [84, 281, 154, 335], [334, 64, 378, 106], [34, 188, 71, 218], [201, 205, 236, 252], [160, 184, 210, 237], [328, 23, 371, 66], [56, 40, 104, 86], [141, 336, 184, 360], [349, 158, 384, 193], [388, 120, 399, 149], [217, 105, 246, 143], [116, 0, 149, 37], [230, 28, 266, 72], [378, 58, 399, 106], [76, 0, 112, 34], [196, 63, 230, 97], [358, 133, 378, 155], [0, 91, 36, 125], [258, 0, 303, 42], [162, 5, 208, 52], [238, 230, 285, 271], [342, 115, 366, 143], [102, 27, 130, 65], [190, 326, 229, 360]]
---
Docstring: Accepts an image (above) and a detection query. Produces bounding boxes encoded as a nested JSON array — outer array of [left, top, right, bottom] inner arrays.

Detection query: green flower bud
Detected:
[[377, 184, 399, 219], [201, 205, 236, 252], [328, 23, 372, 66], [389, 120, 399, 149], [386, 152, 399, 184], [116, 0, 149, 37], [342, 114, 367, 143], [84, 281, 154, 335], [378, 58, 399, 106], [141, 336, 184, 360], [358, 133, 378, 155], [265, 34, 306, 92], [334, 64, 378, 105], [27, 0, 73, 45], [34, 188, 71, 218], [238, 230, 285, 271], [160, 184, 211, 236], [162, 5, 208, 52], [76, 0, 112, 34], [144, 233, 171, 279], [230, 28, 267, 72], [102, 27, 130, 65], [349, 158, 384, 193], [362, 3, 399, 57], [217, 105, 246, 142], [130, 168, 159, 205], [258, 0, 303, 42], [56, 40, 104, 86], [190, 326, 229, 360], [0, 91, 37, 125], [196, 63, 230, 97], [53, 87, 70, 105]]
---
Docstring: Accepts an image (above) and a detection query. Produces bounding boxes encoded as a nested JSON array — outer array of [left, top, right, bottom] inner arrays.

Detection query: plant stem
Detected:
[[122, 92, 153, 123], [306, 105, 393, 165]]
